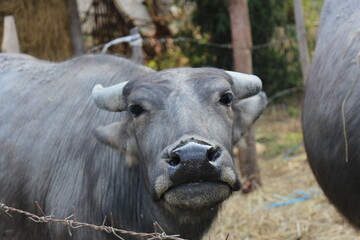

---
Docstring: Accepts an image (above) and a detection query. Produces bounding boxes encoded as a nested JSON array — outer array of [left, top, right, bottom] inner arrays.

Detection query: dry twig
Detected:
[[0, 203, 186, 240]]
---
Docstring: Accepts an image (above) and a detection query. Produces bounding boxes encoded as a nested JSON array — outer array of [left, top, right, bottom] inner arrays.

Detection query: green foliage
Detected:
[[191, 0, 231, 43], [174, 0, 323, 96], [148, 48, 187, 70], [256, 95, 304, 159], [302, 0, 323, 57], [258, 131, 303, 159], [175, 0, 233, 69], [249, 0, 302, 95]]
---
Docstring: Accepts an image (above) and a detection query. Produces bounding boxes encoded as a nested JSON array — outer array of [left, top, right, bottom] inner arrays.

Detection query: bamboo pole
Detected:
[[294, 0, 310, 84], [1, 15, 20, 53]]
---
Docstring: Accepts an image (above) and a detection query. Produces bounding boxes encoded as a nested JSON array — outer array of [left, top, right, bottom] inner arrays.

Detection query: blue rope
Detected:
[[267, 189, 319, 209]]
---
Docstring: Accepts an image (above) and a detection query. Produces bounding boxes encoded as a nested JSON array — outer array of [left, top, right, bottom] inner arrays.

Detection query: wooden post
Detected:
[[1, 15, 20, 53], [130, 28, 144, 64], [69, 0, 85, 56], [228, 0, 252, 74], [227, 0, 261, 193], [294, 0, 310, 84]]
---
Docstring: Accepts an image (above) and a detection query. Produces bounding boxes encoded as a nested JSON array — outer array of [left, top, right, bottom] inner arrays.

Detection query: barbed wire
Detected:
[[0, 202, 186, 240]]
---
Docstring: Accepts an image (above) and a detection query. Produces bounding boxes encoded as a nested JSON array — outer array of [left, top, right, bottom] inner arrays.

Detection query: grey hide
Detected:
[[302, 0, 360, 228], [0, 54, 266, 240]]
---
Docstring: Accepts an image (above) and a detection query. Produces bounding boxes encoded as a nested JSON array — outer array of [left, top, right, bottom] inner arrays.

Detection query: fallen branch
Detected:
[[0, 203, 186, 240]]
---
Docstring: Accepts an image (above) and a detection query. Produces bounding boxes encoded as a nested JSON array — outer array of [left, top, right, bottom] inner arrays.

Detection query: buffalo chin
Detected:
[[163, 182, 231, 210]]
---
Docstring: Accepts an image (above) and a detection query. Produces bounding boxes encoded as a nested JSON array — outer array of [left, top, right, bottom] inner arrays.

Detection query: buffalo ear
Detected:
[[94, 122, 122, 149], [94, 121, 138, 167], [232, 91, 267, 142]]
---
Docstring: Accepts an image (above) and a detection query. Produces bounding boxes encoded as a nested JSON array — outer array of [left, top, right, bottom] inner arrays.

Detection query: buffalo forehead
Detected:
[[159, 67, 230, 87], [125, 67, 231, 100]]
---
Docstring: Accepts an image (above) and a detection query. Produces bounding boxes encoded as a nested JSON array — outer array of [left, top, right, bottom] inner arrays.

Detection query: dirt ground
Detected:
[[204, 98, 360, 240]]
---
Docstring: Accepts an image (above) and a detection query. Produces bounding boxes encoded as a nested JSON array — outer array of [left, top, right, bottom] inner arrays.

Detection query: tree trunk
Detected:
[[293, 0, 310, 84], [69, 0, 85, 56], [228, 0, 252, 73], [227, 0, 261, 193]]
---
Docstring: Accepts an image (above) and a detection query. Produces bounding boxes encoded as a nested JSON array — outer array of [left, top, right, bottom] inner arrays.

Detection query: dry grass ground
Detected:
[[204, 97, 360, 240]]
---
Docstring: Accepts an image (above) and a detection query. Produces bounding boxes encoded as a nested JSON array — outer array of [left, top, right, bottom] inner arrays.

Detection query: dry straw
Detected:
[[205, 108, 360, 240], [0, 0, 72, 61]]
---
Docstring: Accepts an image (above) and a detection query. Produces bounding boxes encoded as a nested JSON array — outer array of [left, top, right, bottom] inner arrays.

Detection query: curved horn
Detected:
[[92, 81, 128, 111], [226, 71, 262, 99]]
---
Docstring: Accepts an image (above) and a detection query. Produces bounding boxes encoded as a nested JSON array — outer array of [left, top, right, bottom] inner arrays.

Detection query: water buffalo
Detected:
[[0, 53, 266, 239], [302, 0, 360, 228]]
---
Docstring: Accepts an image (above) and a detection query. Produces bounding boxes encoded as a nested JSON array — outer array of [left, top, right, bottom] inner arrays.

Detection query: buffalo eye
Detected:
[[129, 104, 146, 118], [219, 92, 234, 107]]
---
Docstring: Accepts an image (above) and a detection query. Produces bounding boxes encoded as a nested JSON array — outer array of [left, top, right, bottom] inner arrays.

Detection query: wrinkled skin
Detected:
[[302, 0, 360, 228], [0, 54, 266, 239]]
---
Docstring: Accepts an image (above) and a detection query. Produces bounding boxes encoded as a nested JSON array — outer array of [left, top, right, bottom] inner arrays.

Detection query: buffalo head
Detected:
[[92, 67, 266, 213]]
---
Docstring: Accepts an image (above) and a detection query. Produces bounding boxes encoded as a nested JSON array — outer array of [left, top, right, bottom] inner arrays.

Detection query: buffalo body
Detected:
[[0, 54, 266, 239], [303, 0, 360, 228]]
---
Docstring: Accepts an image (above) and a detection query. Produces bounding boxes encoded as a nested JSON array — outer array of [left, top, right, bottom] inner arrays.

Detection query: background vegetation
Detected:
[[151, 0, 323, 96], [0, 0, 323, 95]]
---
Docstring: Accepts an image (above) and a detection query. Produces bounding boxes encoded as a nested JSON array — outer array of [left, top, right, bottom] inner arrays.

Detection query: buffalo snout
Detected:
[[152, 138, 241, 210], [166, 141, 223, 189], [167, 141, 221, 167]]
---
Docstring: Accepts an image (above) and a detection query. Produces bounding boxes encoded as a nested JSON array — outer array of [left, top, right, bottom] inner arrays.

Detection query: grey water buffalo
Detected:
[[302, 0, 360, 228], [0, 53, 266, 239]]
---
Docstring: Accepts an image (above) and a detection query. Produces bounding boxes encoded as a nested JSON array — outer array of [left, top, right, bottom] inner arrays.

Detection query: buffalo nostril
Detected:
[[207, 147, 221, 162], [168, 153, 181, 167]]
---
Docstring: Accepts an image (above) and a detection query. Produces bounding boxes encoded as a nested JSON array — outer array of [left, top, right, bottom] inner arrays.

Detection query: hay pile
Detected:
[[0, 0, 72, 61], [204, 103, 360, 240]]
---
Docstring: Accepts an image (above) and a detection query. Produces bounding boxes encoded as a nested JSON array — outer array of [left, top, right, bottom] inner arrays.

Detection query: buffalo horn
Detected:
[[92, 81, 128, 111], [225, 71, 262, 99]]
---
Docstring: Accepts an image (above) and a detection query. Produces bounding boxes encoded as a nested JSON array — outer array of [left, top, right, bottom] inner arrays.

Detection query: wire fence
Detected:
[[90, 35, 296, 53], [0, 202, 186, 240]]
